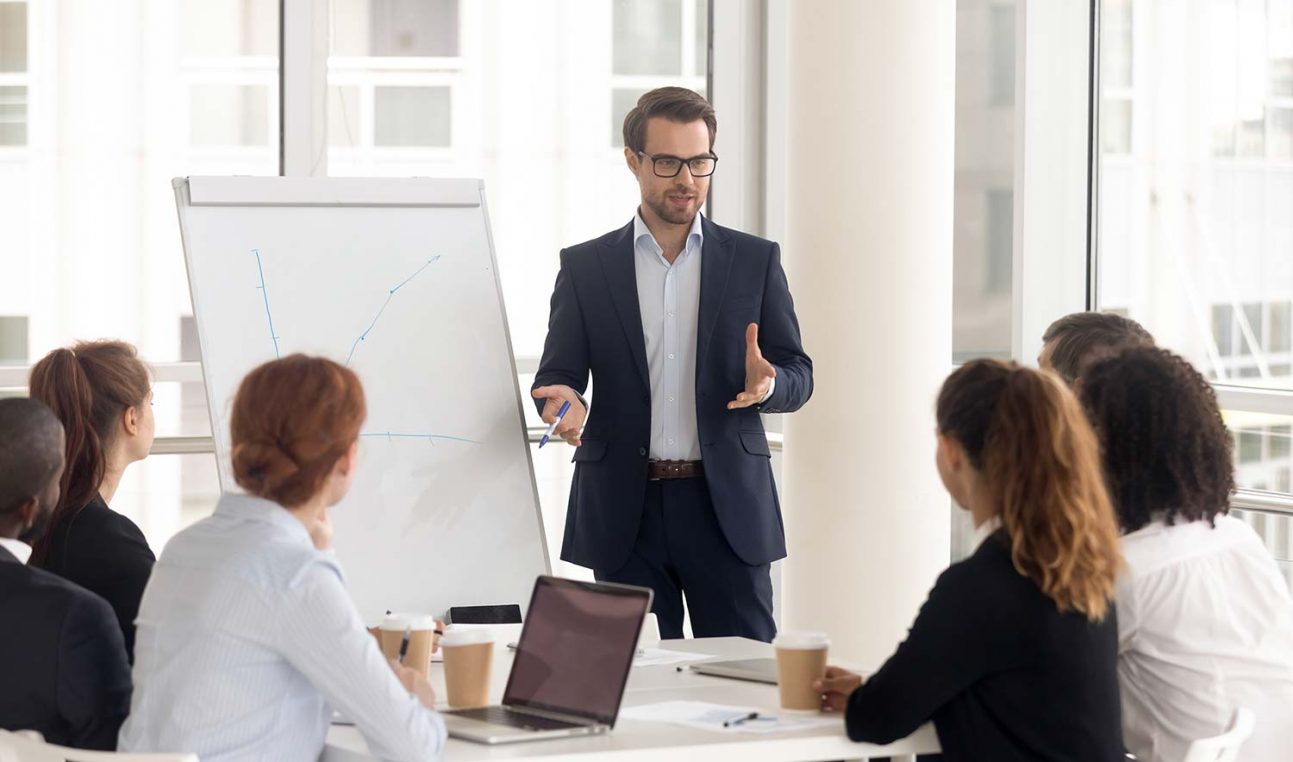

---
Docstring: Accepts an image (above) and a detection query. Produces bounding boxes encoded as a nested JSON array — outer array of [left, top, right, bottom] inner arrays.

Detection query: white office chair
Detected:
[[1181, 708, 1256, 762], [0, 730, 197, 762]]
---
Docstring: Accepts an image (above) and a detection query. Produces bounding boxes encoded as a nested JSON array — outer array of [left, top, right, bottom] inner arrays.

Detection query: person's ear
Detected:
[[13, 496, 38, 531], [122, 405, 140, 437], [937, 434, 964, 473], [336, 440, 360, 478], [625, 147, 641, 174]]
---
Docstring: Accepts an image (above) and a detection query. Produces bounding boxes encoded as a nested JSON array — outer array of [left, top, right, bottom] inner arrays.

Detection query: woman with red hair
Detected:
[[120, 355, 445, 762]]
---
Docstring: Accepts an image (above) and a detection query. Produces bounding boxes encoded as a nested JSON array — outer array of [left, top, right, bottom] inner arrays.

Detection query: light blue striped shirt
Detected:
[[119, 493, 445, 762]]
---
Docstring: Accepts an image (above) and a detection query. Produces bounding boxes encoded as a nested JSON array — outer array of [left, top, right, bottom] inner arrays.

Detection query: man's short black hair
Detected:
[[0, 397, 65, 517], [1042, 312, 1155, 384], [1079, 346, 1235, 532]]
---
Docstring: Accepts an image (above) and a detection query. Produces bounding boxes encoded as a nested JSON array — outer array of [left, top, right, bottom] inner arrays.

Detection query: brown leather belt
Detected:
[[648, 459, 705, 481]]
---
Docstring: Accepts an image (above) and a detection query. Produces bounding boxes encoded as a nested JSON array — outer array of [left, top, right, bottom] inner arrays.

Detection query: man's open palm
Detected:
[[728, 323, 776, 410]]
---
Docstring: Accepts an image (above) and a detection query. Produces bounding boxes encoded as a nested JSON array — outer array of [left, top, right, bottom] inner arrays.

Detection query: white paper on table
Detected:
[[619, 700, 842, 734], [632, 648, 715, 668]]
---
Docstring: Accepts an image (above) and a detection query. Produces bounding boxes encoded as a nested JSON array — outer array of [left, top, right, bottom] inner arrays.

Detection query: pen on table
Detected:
[[397, 626, 411, 665], [537, 400, 572, 448], [723, 712, 760, 728]]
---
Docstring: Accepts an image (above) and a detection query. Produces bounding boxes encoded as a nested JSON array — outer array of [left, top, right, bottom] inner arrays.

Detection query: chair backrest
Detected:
[[1181, 708, 1256, 762], [0, 730, 197, 762]]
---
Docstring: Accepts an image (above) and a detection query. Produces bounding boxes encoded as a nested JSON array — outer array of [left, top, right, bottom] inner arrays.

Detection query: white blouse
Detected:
[[1116, 514, 1293, 761]]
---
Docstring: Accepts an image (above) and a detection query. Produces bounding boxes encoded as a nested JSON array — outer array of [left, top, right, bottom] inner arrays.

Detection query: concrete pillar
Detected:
[[781, 0, 956, 667]]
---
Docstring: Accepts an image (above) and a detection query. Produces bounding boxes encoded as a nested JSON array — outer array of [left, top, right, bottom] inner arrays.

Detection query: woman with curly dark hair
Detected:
[[1080, 346, 1293, 762]]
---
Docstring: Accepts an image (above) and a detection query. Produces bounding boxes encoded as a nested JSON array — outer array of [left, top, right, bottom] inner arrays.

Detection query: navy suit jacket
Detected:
[[0, 545, 132, 750], [533, 217, 812, 571]]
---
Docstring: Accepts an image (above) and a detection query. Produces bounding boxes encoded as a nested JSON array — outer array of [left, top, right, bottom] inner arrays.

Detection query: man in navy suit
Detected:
[[532, 87, 812, 641], [0, 398, 132, 749]]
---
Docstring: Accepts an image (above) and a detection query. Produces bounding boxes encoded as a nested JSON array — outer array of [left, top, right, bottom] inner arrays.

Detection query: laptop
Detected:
[[688, 658, 778, 685], [442, 576, 653, 744]]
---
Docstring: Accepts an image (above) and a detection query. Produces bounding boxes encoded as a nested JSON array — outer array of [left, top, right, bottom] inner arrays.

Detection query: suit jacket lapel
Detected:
[[697, 217, 734, 381], [599, 221, 652, 395]]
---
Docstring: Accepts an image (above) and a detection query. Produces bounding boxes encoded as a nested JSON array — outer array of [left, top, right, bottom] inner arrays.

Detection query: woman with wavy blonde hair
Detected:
[[815, 360, 1125, 761]]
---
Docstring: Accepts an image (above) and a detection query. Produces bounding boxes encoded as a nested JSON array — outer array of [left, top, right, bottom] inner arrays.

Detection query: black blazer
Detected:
[[533, 217, 813, 571], [846, 531, 1123, 761], [39, 496, 155, 660], [0, 544, 132, 750]]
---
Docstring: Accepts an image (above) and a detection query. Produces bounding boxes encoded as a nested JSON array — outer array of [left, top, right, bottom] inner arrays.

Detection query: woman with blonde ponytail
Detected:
[[28, 340, 156, 660], [815, 360, 1125, 761]]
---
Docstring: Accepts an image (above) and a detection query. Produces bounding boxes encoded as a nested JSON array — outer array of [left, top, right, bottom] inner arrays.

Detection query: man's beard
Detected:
[[645, 195, 696, 226]]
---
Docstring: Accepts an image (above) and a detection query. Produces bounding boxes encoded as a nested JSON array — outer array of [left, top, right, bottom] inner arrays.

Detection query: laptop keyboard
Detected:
[[450, 706, 587, 731]]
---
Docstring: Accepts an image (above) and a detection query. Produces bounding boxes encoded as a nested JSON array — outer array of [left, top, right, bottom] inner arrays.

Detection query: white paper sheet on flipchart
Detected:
[[633, 648, 715, 668], [619, 701, 842, 735]]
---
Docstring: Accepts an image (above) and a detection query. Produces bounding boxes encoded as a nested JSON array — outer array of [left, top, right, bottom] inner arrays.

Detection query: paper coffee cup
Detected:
[[440, 627, 494, 708], [773, 631, 829, 712], [379, 614, 439, 679]]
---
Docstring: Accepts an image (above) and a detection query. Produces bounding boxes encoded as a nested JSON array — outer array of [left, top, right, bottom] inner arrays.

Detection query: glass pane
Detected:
[[1228, 412, 1293, 488], [327, 85, 362, 148], [0, 315, 27, 364], [0, 3, 278, 367], [374, 86, 450, 147], [611, 87, 648, 146], [179, 0, 277, 57], [327, 1, 708, 359], [1102, 98, 1132, 154], [694, 0, 708, 76], [0, 84, 24, 145], [1232, 508, 1293, 590], [614, 0, 682, 76], [332, 0, 459, 57], [190, 84, 270, 147], [0, 2, 25, 73], [952, 0, 1017, 363], [1097, 0, 1293, 392], [1102, 0, 1133, 89]]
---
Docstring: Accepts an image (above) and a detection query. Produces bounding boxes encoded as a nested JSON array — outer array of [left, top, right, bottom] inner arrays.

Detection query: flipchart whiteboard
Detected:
[[174, 176, 550, 623]]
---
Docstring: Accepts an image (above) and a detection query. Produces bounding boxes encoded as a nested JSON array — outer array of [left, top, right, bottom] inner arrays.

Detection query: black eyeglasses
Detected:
[[637, 151, 719, 178]]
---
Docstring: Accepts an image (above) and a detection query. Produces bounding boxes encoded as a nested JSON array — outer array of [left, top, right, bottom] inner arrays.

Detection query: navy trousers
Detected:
[[595, 478, 776, 642]]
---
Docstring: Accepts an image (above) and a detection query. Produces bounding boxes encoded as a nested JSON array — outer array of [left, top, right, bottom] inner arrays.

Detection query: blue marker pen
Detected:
[[538, 400, 572, 448]]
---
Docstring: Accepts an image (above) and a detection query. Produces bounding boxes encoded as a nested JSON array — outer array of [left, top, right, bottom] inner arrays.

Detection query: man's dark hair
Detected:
[[0, 397, 65, 517], [1042, 312, 1154, 384], [1079, 346, 1235, 533], [622, 87, 717, 154]]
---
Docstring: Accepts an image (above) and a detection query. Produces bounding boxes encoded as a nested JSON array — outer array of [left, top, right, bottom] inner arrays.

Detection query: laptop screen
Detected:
[[503, 577, 651, 726]]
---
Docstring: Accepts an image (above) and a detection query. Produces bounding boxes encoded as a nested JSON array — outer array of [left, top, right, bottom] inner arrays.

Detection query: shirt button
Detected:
[[668, 396, 675, 403], [667, 438, 675, 445], [639, 447, 647, 456], [668, 353, 675, 360], [668, 312, 675, 317]]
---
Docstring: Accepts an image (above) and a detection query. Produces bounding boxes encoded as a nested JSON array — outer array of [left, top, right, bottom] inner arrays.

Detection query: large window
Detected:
[[953, 0, 1017, 363], [0, 0, 278, 551], [1096, 0, 1293, 579]]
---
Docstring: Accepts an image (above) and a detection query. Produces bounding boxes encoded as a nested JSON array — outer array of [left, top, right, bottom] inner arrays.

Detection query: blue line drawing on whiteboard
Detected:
[[346, 256, 443, 366], [253, 249, 282, 358], [360, 431, 479, 445]]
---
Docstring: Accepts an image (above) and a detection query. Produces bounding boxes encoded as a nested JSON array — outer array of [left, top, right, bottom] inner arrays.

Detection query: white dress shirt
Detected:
[[1116, 514, 1293, 762], [0, 537, 32, 564], [119, 493, 446, 762], [633, 211, 770, 461]]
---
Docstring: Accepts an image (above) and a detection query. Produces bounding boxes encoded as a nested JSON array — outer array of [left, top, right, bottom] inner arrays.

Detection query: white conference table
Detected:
[[322, 634, 940, 762]]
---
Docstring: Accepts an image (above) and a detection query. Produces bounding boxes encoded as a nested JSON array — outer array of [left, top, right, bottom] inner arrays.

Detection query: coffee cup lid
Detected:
[[439, 627, 493, 647], [380, 613, 438, 631], [773, 630, 830, 649]]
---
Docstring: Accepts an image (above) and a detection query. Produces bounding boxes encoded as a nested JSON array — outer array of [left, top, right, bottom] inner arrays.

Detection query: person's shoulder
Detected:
[[703, 218, 776, 251], [562, 222, 634, 259], [70, 499, 155, 560], [9, 562, 115, 617]]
